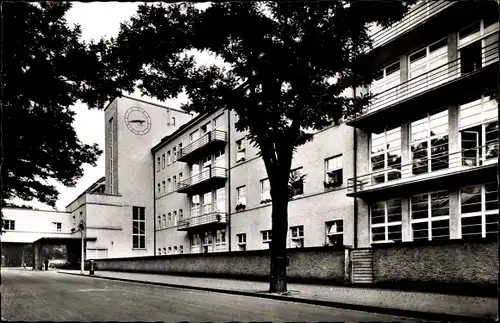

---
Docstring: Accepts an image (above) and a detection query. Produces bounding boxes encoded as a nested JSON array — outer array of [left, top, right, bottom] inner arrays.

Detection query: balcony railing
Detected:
[[177, 212, 228, 231], [369, 1, 455, 50], [177, 167, 227, 193], [351, 40, 498, 120], [178, 130, 227, 162], [347, 143, 499, 195]]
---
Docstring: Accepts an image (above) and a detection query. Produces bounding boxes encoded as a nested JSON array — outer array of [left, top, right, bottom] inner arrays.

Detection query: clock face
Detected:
[[124, 107, 152, 135]]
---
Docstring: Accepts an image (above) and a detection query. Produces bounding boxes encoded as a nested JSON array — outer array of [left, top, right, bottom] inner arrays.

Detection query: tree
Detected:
[[111, 1, 414, 293], [1, 2, 122, 209]]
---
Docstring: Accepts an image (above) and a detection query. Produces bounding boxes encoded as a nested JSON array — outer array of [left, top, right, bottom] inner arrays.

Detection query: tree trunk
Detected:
[[269, 184, 289, 293]]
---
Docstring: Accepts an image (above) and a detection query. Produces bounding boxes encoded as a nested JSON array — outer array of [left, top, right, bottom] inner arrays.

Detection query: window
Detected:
[[410, 109, 449, 175], [202, 192, 212, 214], [158, 248, 161, 255], [162, 214, 166, 228], [460, 183, 498, 239], [325, 155, 343, 187], [326, 220, 344, 246], [191, 234, 201, 254], [73, 215, 76, 228], [215, 229, 226, 252], [167, 178, 171, 193], [157, 183, 161, 194], [162, 247, 166, 255], [173, 147, 177, 162], [157, 215, 161, 229], [459, 93, 498, 166], [214, 114, 225, 130], [261, 179, 271, 203], [215, 149, 226, 168], [458, 18, 499, 51], [371, 127, 402, 184], [173, 176, 177, 191], [179, 172, 183, 184], [172, 116, 176, 126], [162, 180, 166, 194], [179, 209, 183, 221], [161, 153, 166, 169], [261, 230, 272, 242], [290, 225, 304, 248], [215, 188, 225, 213], [236, 139, 246, 162], [371, 61, 400, 96], [289, 167, 304, 197], [180, 245, 184, 254], [132, 206, 146, 249], [53, 222, 62, 232], [168, 212, 172, 227], [201, 232, 213, 253], [174, 246, 178, 254], [201, 122, 211, 135], [2, 219, 15, 231], [371, 199, 403, 243], [411, 191, 450, 241], [168, 247, 172, 255], [167, 151, 171, 165], [237, 233, 247, 251], [236, 186, 247, 208], [408, 38, 448, 93], [173, 211, 178, 226], [157, 157, 161, 170], [189, 130, 199, 143], [191, 195, 201, 217], [108, 118, 114, 193]]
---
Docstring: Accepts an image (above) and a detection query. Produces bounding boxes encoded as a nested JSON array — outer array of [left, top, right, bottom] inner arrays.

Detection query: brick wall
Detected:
[[94, 246, 346, 284]]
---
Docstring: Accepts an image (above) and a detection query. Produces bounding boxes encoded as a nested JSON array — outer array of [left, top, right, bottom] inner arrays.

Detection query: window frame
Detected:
[[370, 198, 403, 244], [260, 178, 271, 203], [459, 182, 499, 239], [410, 191, 451, 242], [132, 206, 146, 249]]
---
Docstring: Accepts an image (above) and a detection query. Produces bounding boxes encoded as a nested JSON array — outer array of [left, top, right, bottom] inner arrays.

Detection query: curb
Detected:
[[58, 271, 493, 322]]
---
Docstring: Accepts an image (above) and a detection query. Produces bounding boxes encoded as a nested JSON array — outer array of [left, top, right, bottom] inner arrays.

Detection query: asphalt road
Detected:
[[1, 268, 416, 322]]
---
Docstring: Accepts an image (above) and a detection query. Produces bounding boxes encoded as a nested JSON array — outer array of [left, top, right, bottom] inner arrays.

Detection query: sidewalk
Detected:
[[58, 270, 497, 320]]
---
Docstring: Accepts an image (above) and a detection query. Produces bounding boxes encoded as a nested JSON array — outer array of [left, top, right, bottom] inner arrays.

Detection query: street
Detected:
[[1, 268, 417, 322]]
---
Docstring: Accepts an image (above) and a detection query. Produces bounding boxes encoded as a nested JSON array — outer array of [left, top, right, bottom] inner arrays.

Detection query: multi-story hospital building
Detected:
[[2, 1, 498, 278]]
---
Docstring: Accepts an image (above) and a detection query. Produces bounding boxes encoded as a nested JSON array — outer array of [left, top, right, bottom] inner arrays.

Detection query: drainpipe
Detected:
[[153, 150, 156, 256], [353, 87, 358, 250], [227, 109, 232, 252]]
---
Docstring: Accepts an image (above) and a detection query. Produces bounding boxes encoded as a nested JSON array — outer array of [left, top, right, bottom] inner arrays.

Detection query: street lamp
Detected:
[[78, 220, 85, 275]]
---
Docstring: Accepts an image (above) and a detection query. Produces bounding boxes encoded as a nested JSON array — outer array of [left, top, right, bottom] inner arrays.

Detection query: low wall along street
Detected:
[[94, 246, 348, 284], [94, 240, 497, 294]]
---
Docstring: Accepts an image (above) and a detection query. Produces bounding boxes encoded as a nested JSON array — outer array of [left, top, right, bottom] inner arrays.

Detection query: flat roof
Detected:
[[32, 236, 98, 244], [103, 95, 192, 115]]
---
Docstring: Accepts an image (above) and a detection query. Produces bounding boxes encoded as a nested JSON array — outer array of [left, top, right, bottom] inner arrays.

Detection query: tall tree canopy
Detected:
[[1, 2, 121, 208], [112, 1, 414, 293]]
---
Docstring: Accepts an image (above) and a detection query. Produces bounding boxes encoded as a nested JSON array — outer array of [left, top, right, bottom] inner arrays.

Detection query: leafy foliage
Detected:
[[1, 2, 121, 208]]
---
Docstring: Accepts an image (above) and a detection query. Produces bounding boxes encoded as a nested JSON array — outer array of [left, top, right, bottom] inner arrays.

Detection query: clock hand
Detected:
[[129, 119, 146, 124]]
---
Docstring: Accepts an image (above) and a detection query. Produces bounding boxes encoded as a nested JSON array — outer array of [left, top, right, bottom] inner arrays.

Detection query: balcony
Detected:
[[347, 144, 498, 200], [178, 130, 227, 163], [177, 212, 228, 232], [177, 167, 227, 195], [348, 40, 499, 133], [370, 1, 455, 50]]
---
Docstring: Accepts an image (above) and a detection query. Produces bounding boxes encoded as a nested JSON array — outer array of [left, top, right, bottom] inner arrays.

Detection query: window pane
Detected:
[[412, 222, 429, 241], [387, 150, 402, 181], [431, 191, 449, 217], [430, 135, 449, 171], [386, 127, 401, 150], [485, 122, 499, 160], [432, 219, 450, 240], [371, 154, 385, 171], [461, 216, 482, 239], [387, 199, 402, 222], [411, 194, 428, 219], [139, 236, 146, 248], [388, 225, 402, 242], [412, 141, 428, 175], [139, 222, 145, 234], [411, 117, 428, 142], [461, 185, 482, 213], [486, 213, 499, 238], [133, 235, 139, 249], [429, 110, 448, 136], [371, 133, 385, 154], [371, 202, 386, 225], [485, 182, 498, 211], [372, 226, 385, 242]]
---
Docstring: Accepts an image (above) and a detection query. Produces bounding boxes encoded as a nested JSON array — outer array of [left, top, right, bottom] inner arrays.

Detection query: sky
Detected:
[[14, 2, 198, 211]]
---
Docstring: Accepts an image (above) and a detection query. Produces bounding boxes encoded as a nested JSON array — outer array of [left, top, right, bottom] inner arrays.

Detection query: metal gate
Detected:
[[351, 248, 374, 284]]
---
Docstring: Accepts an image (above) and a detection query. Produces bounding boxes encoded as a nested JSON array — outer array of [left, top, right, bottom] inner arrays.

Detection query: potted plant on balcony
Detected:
[[235, 203, 246, 212], [260, 198, 272, 205]]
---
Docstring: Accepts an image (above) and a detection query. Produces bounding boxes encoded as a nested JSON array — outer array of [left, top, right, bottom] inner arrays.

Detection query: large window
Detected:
[[460, 183, 498, 239], [458, 18, 499, 74], [459, 93, 498, 166], [290, 225, 304, 248], [202, 192, 212, 215], [371, 61, 400, 96], [215, 188, 225, 212], [189, 130, 199, 143], [215, 229, 227, 252], [289, 167, 304, 197], [411, 109, 449, 175], [371, 127, 401, 184], [214, 114, 225, 130], [326, 220, 343, 246], [371, 199, 402, 243], [408, 38, 448, 93], [261, 179, 271, 203], [261, 230, 272, 249], [237, 233, 247, 251], [108, 118, 114, 193], [411, 191, 450, 241], [132, 206, 146, 249], [191, 195, 201, 217], [236, 186, 247, 207]]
